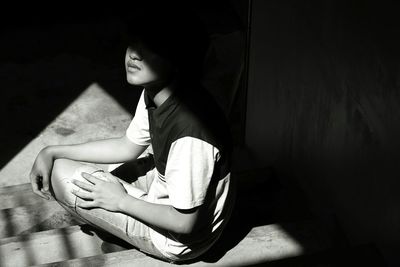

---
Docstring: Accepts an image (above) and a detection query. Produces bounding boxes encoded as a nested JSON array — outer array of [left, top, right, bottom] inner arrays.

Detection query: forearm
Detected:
[[45, 136, 147, 164], [118, 195, 198, 235]]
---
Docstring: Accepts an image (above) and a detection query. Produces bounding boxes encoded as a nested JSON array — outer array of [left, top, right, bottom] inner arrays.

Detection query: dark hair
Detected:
[[122, 3, 209, 81]]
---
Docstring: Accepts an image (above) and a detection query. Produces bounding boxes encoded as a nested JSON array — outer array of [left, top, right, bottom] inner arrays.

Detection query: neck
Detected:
[[145, 77, 178, 107], [152, 86, 173, 107]]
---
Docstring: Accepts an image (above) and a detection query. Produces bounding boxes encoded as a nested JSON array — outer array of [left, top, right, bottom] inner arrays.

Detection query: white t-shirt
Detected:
[[126, 89, 234, 260]]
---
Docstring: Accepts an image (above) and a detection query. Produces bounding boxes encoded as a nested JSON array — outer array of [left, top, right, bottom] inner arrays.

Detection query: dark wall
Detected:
[[246, 0, 400, 265]]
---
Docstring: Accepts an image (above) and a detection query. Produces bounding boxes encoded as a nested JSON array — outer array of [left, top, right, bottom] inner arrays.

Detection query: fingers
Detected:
[[81, 172, 100, 184], [42, 174, 50, 192], [72, 188, 93, 200], [106, 173, 119, 182], [30, 174, 50, 200], [40, 173, 51, 200], [76, 199, 97, 209], [72, 179, 94, 192], [73, 175, 98, 209]]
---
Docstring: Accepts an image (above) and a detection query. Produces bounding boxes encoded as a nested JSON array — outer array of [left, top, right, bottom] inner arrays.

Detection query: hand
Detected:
[[29, 147, 54, 200], [72, 172, 128, 212]]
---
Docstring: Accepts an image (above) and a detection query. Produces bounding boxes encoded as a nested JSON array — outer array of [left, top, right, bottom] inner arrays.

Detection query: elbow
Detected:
[[175, 221, 196, 235], [171, 213, 195, 235], [170, 207, 199, 235]]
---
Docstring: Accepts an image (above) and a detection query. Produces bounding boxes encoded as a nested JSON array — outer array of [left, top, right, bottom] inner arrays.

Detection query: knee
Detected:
[[50, 159, 82, 206]]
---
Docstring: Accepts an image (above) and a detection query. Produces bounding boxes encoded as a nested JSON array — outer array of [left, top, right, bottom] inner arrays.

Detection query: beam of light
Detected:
[[0, 83, 133, 187]]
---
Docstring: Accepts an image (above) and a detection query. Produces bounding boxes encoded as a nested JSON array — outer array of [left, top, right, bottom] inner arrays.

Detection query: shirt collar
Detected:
[[144, 90, 157, 110], [144, 90, 178, 126]]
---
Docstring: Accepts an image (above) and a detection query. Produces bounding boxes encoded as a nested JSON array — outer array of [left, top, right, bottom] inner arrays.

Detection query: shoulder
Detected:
[[170, 86, 232, 151]]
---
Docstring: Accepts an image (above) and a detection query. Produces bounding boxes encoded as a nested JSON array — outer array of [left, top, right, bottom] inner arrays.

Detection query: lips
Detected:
[[127, 60, 141, 71]]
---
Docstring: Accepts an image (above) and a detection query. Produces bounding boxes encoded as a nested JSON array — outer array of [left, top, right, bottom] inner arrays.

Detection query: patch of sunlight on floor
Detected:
[[247, 224, 305, 262], [0, 83, 133, 187]]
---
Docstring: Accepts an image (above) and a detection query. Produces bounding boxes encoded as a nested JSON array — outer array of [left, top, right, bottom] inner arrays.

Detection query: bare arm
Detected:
[[30, 135, 147, 199], [46, 135, 147, 164], [73, 173, 201, 235], [118, 194, 200, 235]]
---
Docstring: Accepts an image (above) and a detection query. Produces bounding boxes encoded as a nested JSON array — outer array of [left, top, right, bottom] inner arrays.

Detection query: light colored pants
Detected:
[[50, 163, 170, 262]]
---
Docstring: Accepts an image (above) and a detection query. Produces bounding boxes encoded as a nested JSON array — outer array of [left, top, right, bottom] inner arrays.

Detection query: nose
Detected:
[[127, 47, 142, 61]]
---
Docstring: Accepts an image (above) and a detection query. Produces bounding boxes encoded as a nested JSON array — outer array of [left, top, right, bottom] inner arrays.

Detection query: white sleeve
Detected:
[[126, 90, 151, 146], [165, 137, 220, 209]]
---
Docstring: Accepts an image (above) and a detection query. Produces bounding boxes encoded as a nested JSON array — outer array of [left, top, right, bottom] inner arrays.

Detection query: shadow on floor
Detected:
[[248, 243, 387, 267], [194, 167, 320, 264], [87, 159, 330, 265]]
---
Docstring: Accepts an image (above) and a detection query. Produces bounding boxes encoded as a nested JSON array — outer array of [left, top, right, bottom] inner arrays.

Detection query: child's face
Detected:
[[125, 41, 174, 88]]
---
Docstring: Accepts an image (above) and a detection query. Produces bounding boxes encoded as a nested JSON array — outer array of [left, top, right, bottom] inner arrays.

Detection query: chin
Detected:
[[126, 75, 142, 86]]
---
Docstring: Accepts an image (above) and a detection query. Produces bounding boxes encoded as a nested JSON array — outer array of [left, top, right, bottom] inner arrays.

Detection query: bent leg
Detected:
[[50, 159, 167, 261], [50, 159, 87, 211]]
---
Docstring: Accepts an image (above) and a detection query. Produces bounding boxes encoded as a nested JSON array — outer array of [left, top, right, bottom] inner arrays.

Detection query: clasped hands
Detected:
[[72, 172, 128, 212]]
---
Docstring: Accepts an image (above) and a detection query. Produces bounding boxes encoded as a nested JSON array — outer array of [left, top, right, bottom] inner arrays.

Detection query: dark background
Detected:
[[246, 0, 400, 266]]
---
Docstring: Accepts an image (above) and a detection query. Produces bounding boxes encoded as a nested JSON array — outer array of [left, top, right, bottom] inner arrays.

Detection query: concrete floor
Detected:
[[0, 83, 136, 187]]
